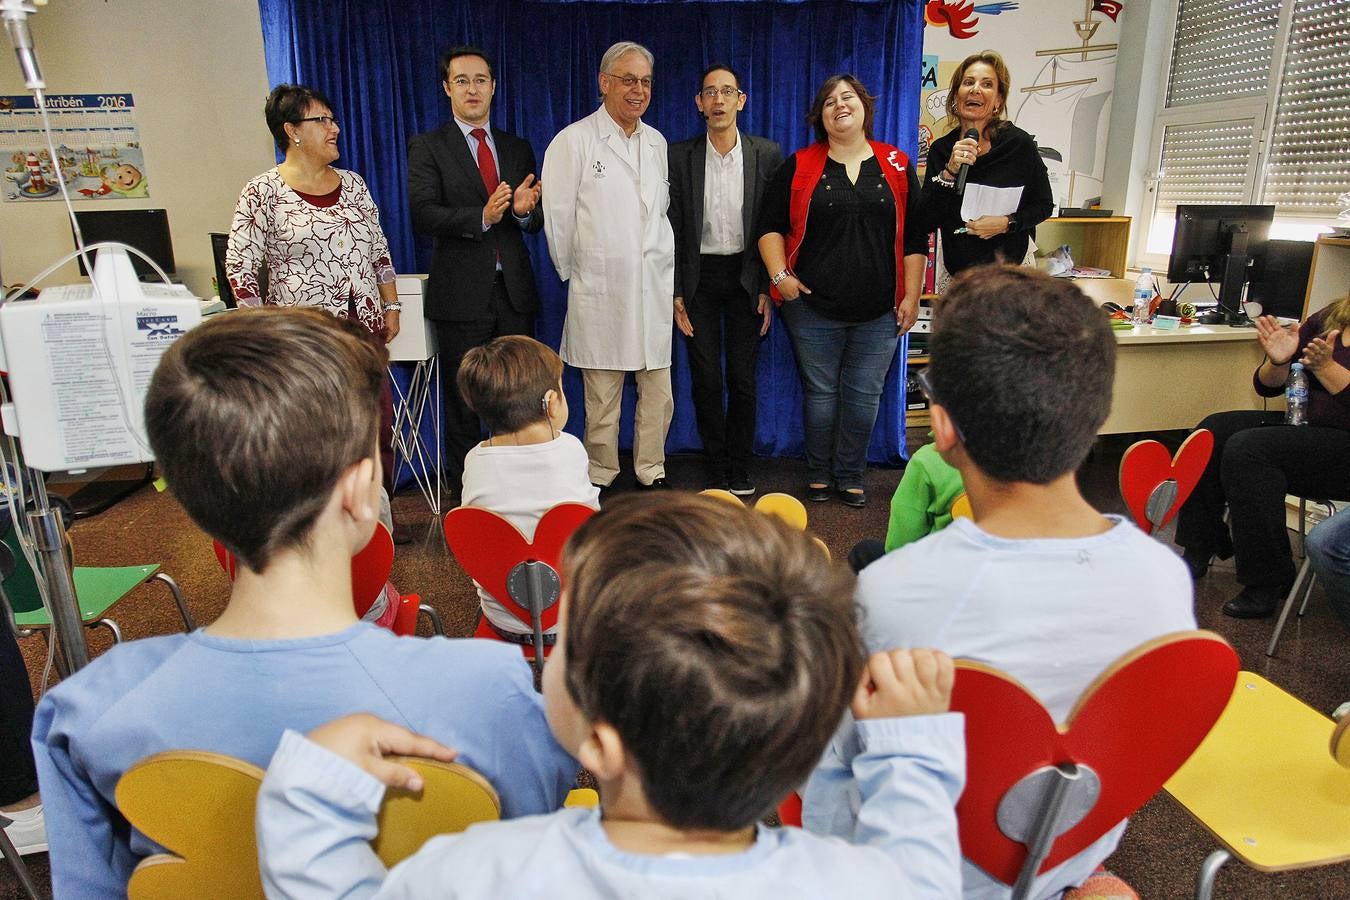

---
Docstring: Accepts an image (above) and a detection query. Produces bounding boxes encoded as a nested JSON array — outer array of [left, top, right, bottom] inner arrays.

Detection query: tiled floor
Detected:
[[3, 437, 1347, 899]]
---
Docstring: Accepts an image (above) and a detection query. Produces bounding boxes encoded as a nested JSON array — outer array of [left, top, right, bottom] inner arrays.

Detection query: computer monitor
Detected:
[[1167, 204, 1274, 325], [209, 232, 236, 308], [1247, 239, 1314, 321], [73, 209, 175, 280]]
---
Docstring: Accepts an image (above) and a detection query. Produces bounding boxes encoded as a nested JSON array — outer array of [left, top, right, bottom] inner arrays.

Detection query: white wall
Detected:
[[0, 0, 275, 298]]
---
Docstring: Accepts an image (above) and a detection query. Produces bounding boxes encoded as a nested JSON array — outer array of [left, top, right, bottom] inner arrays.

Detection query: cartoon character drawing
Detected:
[[103, 163, 148, 198]]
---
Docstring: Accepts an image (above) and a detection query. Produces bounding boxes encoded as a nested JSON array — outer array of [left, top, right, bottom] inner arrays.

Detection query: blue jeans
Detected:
[[780, 300, 898, 491], [1305, 512, 1350, 630]]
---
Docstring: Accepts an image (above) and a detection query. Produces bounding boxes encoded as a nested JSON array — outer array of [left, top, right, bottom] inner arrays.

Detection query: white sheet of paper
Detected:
[[961, 183, 1024, 221]]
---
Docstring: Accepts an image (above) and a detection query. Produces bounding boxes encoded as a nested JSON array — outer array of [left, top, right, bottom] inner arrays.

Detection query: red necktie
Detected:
[[471, 128, 498, 195]]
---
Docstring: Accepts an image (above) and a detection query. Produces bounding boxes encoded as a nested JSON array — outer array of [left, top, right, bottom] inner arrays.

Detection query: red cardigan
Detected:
[[770, 139, 912, 311]]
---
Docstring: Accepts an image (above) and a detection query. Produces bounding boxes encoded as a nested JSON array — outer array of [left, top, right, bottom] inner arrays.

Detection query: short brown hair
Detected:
[[808, 74, 877, 144], [930, 265, 1115, 484], [560, 492, 862, 831], [457, 335, 563, 434], [144, 307, 387, 572], [944, 50, 1012, 134]]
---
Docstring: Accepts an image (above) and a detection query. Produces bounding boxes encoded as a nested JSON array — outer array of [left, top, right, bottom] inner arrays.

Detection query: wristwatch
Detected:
[[770, 269, 791, 286], [1005, 213, 1019, 232]]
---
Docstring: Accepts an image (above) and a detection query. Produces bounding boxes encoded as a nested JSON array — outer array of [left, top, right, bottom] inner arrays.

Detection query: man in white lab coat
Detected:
[[542, 41, 676, 489]]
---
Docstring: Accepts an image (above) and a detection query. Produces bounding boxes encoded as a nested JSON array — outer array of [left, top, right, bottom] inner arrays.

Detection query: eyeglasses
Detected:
[[449, 76, 492, 90], [915, 367, 966, 442], [605, 72, 653, 90], [299, 115, 339, 128], [699, 87, 743, 100]]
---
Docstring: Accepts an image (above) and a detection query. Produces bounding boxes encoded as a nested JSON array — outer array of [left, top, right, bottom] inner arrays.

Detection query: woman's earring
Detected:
[[293, 139, 301, 145]]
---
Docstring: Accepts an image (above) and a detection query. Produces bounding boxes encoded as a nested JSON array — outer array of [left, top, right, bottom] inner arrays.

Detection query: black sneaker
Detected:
[[729, 475, 756, 496], [636, 477, 670, 490], [1181, 547, 1212, 581]]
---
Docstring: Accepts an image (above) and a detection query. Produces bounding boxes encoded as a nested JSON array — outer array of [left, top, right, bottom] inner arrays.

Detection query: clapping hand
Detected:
[[1255, 314, 1299, 365], [512, 174, 542, 217], [851, 648, 955, 721], [483, 182, 513, 226], [1301, 330, 1340, 373], [306, 713, 458, 791]]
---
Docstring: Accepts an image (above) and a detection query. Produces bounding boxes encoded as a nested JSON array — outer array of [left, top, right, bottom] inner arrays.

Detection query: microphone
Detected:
[[1, 0, 45, 90], [954, 127, 978, 195]]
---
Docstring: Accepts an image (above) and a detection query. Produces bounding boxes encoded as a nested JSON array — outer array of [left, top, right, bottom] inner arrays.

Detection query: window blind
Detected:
[[1156, 120, 1259, 215], [1166, 0, 1281, 107], [1261, 0, 1350, 216]]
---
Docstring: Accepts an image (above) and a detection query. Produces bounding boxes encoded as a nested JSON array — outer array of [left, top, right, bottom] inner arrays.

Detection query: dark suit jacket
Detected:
[[667, 131, 783, 305], [407, 123, 543, 323]]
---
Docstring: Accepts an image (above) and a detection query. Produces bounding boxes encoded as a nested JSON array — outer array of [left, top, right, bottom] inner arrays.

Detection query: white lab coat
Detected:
[[542, 106, 675, 371]]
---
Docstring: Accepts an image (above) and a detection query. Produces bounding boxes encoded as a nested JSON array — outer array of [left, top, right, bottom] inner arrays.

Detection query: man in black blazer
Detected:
[[668, 64, 783, 495], [408, 45, 543, 494]]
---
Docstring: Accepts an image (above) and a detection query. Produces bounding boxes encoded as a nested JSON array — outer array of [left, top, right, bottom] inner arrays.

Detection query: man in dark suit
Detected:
[[408, 45, 543, 494], [668, 64, 783, 495]]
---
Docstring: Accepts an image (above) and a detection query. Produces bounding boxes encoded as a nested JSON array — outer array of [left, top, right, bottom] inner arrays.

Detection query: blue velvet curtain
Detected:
[[256, 0, 923, 471]]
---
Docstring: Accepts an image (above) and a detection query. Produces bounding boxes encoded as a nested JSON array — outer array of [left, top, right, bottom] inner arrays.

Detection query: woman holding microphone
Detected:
[[922, 51, 1053, 276]]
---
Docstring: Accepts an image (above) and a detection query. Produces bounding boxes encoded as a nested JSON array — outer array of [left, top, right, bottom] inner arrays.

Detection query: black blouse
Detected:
[[759, 154, 926, 323]]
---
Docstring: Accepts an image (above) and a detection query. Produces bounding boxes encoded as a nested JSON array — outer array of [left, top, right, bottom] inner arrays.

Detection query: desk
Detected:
[[1069, 277, 1269, 432], [907, 279, 1268, 434], [1105, 323, 1267, 433]]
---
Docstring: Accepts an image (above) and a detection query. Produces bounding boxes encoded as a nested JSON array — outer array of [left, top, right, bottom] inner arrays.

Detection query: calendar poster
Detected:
[[0, 93, 147, 203]]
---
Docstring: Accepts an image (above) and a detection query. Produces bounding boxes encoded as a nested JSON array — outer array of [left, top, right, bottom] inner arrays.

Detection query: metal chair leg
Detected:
[[0, 816, 42, 900], [1297, 573, 1317, 616], [1195, 848, 1230, 900], [1267, 558, 1314, 657], [417, 603, 444, 636], [93, 617, 123, 644], [150, 572, 195, 631]]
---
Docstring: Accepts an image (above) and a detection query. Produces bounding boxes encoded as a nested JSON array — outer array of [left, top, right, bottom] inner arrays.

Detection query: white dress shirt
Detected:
[[700, 130, 745, 255]]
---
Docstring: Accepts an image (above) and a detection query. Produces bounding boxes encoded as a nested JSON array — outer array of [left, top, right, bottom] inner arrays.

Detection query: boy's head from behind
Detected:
[[457, 335, 564, 435], [545, 492, 862, 832], [929, 265, 1115, 484], [145, 307, 387, 572]]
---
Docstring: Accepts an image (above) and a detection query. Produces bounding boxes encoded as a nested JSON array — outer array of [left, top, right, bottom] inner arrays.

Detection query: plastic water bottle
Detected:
[[1132, 267, 1154, 325], [1286, 362, 1309, 425]]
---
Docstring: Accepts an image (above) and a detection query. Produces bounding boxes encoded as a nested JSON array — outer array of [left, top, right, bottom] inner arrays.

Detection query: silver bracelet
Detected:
[[382, 301, 403, 312]]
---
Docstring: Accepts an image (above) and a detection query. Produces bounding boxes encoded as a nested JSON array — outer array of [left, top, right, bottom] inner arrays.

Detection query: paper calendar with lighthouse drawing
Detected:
[[0, 93, 148, 204]]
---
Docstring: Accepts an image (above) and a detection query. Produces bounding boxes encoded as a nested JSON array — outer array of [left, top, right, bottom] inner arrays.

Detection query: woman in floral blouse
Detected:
[[227, 84, 403, 515]]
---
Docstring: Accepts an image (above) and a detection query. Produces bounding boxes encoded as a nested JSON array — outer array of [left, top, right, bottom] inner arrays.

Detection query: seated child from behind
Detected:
[[258, 492, 966, 897], [457, 335, 599, 641], [31, 308, 577, 898], [805, 266, 1196, 899]]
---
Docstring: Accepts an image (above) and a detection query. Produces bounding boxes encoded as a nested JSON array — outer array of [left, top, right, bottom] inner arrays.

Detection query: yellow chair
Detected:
[[1164, 672, 1350, 899], [115, 749, 502, 899], [950, 491, 973, 521], [699, 490, 829, 557]]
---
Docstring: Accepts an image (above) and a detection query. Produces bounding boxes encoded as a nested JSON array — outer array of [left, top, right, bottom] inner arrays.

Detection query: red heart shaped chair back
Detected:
[[1119, 429, 1213, 534], [443, 503, 596, 635], [211, 523, 394, 619], [950, 630, 1237, 886]]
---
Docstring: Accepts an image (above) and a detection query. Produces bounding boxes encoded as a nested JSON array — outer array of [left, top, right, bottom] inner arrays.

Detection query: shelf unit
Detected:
[[1035, 216, 1131, 278], [904, 296, 938, 430]]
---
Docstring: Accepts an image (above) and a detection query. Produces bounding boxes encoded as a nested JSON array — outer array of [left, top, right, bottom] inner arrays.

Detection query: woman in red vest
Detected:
[[758, 75, 928, 508]]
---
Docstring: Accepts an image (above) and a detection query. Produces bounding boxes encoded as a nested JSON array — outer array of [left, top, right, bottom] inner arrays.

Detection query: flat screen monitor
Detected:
[[73, 208, 175, 279], [209, 232, 236, 308], [1247, 239, 1314, 321], [1167, 204, 1274, 325]]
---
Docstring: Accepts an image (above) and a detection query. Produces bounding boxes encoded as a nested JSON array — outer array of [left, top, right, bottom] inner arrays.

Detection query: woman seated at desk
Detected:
[[1175, 296, 1350, 618]]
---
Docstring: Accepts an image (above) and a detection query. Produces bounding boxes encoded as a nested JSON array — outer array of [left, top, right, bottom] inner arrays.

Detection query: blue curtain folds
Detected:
[[256, 0, 924, 469]]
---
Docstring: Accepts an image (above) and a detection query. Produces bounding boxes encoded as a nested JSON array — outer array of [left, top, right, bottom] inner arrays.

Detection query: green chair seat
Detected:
[[11, 563, 161, 628]]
